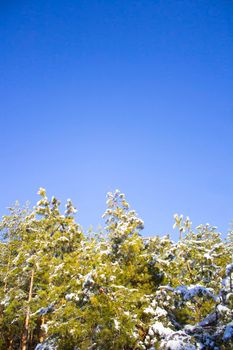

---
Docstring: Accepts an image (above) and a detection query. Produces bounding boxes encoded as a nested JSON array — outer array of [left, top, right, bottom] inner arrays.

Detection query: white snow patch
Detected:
[[113, 319, 120, 330], [150, 322, 173, 337], [65, 293, 79, 302], [144, 306, 156, 315]]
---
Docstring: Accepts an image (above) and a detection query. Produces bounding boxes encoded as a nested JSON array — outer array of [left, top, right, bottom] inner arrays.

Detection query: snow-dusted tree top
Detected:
[[0, 189, 232, 350]]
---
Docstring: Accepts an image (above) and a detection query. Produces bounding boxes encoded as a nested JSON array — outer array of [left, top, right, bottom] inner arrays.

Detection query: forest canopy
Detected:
[[0, 188, 232, 350]]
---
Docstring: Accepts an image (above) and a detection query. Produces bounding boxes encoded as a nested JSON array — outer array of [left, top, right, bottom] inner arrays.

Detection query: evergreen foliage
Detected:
[[0, 189, 232, 349]]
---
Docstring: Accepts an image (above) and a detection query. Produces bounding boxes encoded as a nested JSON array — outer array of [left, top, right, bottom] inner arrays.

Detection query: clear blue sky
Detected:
[[0, 1, 233, 239]]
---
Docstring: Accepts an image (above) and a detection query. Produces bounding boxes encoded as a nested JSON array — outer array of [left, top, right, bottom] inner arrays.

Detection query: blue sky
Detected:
[[0, 1, 233, 239]]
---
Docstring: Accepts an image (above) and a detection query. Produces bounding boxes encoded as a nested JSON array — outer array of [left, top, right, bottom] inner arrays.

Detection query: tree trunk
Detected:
[[7, 337, 13, 350], [29, 329, 34, 350], [21, 269, 34, 350], [39, 316, 45, 343]]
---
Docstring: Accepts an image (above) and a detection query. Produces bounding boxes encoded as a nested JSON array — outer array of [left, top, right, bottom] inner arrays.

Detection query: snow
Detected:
[[164, 338, 195, 350], [144, 306, 156, 315], [35, 303, 54, 316], [155, 306, 167, 317], [109, 275, 116, 281], [57, 236, 69, 242], [35, 337, 57, 350], [113, 319, 120, 330], [183, 325, 196, 333], [226, 292, 233, 302], [65, 199, 77, 215], [41, 323, 48, 334], [216, 304, 230, 315], [83, 272, 95, 288], [0, 295, 10, 306], [150, 322, 173, 337], [65, 293, 79, 302], [226, 263, 233, 276], [175, 285, 216, 301], [198, 312, 217, 327], [204, 253, 212, 260], [223, 322, 233, 341], [157, 331, 196, 350]]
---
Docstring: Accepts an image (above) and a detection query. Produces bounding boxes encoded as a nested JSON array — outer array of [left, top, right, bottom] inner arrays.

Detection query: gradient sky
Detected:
[[0, 1, 233, 239]]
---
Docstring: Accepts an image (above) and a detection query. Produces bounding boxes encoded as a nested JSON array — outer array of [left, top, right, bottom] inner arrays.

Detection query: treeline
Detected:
[[0, 188, 232, 350]]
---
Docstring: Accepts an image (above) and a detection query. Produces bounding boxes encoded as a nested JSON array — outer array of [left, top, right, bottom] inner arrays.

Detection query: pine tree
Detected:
[[0, 189, 232, 349]]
